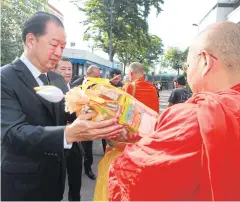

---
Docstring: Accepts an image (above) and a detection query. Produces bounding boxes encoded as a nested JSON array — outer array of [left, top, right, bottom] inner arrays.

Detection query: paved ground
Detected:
[[63, 90, 172, 201]]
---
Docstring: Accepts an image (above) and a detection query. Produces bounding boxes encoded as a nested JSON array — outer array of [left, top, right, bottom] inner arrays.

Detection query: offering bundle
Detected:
[[34, 77, 158, 143], [64, 77, 158, 142]]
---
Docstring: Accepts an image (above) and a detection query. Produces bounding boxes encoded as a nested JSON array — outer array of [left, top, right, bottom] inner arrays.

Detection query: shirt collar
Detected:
[[67, 82, 70, 90], [20, 54, 46, 79]]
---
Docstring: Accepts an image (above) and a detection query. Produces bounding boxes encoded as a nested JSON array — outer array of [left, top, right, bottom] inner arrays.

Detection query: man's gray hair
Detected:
[[129, 62, 144, 73], [87, 65, 99, 73]]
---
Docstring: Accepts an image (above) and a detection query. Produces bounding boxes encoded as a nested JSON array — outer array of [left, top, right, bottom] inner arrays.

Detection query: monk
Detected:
[[125, 62, 159, 113], [108, 21, 240, 201]]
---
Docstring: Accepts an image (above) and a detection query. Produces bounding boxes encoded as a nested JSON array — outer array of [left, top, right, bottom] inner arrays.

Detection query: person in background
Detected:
[[109, 68, 123, 88], [168, 75, 191, 107], [154, 82, 160, 97], [71, 65, 99, 88], [108, 21, 240, 201], [157, 82, 161, 91], [1, 11, 123, 201], [55, 57, 84, 201], [54, 57, 72, 88], [125, 62, 159, 113]]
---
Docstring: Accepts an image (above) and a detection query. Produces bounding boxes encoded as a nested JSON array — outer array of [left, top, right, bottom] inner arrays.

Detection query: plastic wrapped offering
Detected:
[[34, 86, 64, 103], [65, 77, 158, 142]]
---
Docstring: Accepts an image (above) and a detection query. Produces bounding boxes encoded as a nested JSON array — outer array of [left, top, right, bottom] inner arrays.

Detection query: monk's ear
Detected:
[[200, 51, 213, 77]]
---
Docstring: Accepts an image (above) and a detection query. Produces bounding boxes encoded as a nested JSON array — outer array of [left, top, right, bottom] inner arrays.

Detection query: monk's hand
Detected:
[[65, 112, 123, 143]]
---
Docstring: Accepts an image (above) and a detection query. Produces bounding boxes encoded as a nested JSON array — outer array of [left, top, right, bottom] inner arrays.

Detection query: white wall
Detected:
[[199, 7, 218, 32], [227, 5, 240, 22], [198, 3, 239, 31], [217, 6, 234, 20]]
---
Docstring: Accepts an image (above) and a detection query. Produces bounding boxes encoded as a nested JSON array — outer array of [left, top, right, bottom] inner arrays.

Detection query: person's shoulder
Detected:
[[156, 103, 198, 131], [1, 63, 14, 75], [172, 88, 188, 95], [173, 88, 183, 92], [1, 59, 22, 75], [1, 60, 24, 82], [163, 102, 197, 120], [139, 80, 156, 88], [48, 71, 63, 79], [71, 76, 84, 87]]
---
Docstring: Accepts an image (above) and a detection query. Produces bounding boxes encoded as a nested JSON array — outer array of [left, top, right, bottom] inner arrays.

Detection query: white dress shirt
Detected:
[[20, 54, 72, 149], [67, 82, 71, 90]]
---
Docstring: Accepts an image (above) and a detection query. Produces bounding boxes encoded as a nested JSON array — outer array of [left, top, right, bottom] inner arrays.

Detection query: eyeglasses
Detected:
[[183, 52, 218, 72]]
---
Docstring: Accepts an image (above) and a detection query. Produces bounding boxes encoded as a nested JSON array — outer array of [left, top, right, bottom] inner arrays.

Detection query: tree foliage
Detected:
[[116, 34, 163, 73], [164, 47, 188, 74], [1, 0, 48, 65], [73, 0, 164, 67]]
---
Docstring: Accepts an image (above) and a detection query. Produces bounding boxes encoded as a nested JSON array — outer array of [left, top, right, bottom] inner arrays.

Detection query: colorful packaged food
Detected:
[[65, 77, 158, 142]]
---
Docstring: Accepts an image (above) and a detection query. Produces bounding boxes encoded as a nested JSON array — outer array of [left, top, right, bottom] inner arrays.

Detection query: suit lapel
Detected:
[[13, 59, 55, 121]]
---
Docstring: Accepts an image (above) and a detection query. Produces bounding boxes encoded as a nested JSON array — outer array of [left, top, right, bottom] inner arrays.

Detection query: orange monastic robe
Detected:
[[125, 77, 159, 113], [109, 84, 240, 201]]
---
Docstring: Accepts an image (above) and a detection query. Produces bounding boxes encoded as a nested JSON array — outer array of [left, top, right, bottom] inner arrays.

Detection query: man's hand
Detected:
[[65, 112, 123, 144]]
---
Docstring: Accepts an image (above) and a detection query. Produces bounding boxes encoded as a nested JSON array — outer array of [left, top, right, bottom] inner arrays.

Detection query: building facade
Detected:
[[62, 48, 122, 78], [198, 0, 240, 32]]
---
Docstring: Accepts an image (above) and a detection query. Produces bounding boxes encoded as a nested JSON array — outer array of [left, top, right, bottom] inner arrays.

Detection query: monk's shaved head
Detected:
[[129, 62, 145, 73], [187, 21, 240, 93], [86, 65, 100, 78], [128, 62, 145, 82], [193, 21, 240, 71]]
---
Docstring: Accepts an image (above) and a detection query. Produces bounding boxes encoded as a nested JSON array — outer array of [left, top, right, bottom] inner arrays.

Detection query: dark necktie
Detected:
[[39, 74, 49, 85]]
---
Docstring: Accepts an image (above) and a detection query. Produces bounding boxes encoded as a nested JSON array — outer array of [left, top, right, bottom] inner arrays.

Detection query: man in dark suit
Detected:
[[1, 11, 122, 201], [55, 57, 84, 201]]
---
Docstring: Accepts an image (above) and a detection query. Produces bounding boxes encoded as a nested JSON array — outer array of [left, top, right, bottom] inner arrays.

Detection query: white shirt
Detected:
[[20, 54, 72, 149], [67, 82, 71, 90]]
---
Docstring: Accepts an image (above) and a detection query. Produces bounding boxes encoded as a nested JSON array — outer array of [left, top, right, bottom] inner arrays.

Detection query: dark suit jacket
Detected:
[[70, 76, 85, 88], [1, 59, 70, 201]]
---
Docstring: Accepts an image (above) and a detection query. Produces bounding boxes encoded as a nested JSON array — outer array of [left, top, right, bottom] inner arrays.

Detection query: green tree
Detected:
[[74, 0, 164, 62], [164, 47, 188, 75], [1, 0, 48, 65], [116, 34, 164, 74]]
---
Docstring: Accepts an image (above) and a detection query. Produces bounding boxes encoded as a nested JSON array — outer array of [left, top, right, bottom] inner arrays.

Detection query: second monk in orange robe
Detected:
[[125, 62, 159, 114]]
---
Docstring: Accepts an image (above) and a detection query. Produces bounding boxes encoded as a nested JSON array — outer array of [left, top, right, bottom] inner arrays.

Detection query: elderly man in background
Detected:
[[108, 21, 240, 201], [125, 62, 159, 113], [71, 65, 100, 88]]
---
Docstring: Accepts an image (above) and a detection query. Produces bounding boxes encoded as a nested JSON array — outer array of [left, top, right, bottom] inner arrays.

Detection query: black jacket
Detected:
[[1, 59, 70, 201], [71, 76, 85, 88]]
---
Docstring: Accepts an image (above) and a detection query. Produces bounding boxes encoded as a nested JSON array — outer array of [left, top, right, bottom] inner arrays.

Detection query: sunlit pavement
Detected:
[[63, 90, 172, 201]]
